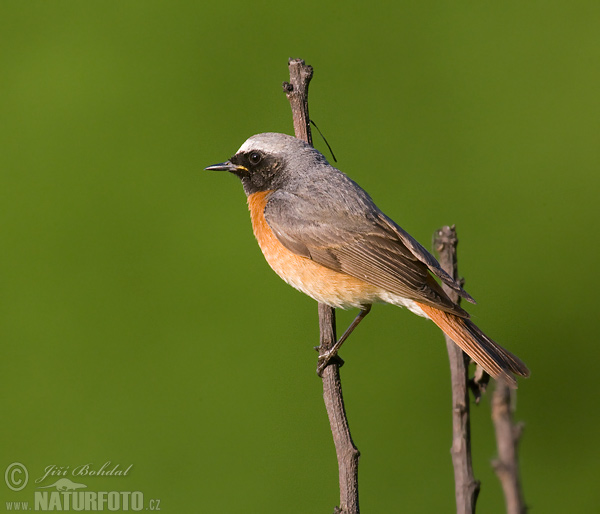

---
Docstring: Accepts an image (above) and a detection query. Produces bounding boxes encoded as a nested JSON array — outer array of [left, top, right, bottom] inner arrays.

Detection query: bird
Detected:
[[206, 132, 530, 387]]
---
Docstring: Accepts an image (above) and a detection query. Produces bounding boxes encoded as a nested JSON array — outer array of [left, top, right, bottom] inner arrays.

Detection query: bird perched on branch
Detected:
[[206, 133, 529, 387]]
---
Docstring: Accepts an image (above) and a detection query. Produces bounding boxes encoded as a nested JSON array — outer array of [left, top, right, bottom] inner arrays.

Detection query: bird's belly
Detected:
[[262, 242, 427, 316], [247, 191, 427, 316], [261, 245, 382, 309]]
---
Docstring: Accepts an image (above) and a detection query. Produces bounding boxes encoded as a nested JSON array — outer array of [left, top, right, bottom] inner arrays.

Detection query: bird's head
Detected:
[[205, 132, 330, 196]]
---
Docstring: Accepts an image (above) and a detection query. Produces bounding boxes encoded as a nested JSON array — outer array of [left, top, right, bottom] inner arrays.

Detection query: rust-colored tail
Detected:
[[416, 302, 530, 388]]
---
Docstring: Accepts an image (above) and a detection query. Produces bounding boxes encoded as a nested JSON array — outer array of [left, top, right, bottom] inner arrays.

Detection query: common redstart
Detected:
[[206, 133, 529, 387]]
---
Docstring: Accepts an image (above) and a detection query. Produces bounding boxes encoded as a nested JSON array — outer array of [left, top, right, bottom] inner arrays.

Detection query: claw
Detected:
[[316, 351, 344, 376]]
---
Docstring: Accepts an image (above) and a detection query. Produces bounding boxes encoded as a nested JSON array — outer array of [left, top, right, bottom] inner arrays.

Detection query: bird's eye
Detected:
[[248, 152, 262, 165]]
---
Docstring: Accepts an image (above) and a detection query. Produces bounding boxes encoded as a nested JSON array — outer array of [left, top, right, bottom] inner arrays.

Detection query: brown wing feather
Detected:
[[328, 234, 467, 315], [264, 191, 469, 316]]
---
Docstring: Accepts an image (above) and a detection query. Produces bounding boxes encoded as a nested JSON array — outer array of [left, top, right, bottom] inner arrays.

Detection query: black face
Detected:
[[230, 150, 282, 196]]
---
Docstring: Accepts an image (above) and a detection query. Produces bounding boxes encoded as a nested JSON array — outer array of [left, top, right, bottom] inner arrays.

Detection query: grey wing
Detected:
[[376, 213, 476, 304], [264, 190, 473, 316]]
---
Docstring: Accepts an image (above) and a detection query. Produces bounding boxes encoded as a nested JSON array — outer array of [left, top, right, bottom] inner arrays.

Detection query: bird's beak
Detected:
[[205, 161, 247, 173]]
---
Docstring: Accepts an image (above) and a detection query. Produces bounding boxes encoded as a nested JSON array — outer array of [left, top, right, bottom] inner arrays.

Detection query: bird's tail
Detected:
[[415, 302, 530, 388]]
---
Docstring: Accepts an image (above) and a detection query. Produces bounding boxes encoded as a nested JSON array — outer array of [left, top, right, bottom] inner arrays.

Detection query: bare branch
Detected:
[[283, 58, 313, 146], [318, 303, 360, 514], [434, 225, 480, 514], [283, 58, 360, 514], [492, 380, 528, 514]]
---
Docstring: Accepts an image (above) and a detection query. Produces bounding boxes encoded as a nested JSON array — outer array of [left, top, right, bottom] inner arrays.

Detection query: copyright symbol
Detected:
[[5, 463, 28, 491]]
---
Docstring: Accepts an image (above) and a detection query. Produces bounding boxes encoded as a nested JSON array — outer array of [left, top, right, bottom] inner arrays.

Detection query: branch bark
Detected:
[[434, 225, 480, 514], [283, 58, 360, 514], [282, 59, 313, 146], [492, 381, 527, 514]]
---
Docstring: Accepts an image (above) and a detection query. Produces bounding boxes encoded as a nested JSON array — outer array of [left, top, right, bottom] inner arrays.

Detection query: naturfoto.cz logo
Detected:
[[4, 462, 161, 511]]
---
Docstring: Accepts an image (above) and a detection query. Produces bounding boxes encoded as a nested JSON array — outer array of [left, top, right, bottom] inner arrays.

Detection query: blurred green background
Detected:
[[1, 1, 598, 512]]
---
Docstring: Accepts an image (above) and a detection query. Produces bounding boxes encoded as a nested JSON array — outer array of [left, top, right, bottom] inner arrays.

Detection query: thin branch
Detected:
[[283, 57, 360, 514], [318, 303, 360, 514], [282, 59, 313, 146], [492, 381, 527, 514], [434, 225, 480, 514]]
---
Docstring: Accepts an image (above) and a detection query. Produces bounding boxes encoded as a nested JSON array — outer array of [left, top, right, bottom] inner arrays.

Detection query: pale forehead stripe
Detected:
[[237, 138, 261, 154], [236, 133, 296, 155]]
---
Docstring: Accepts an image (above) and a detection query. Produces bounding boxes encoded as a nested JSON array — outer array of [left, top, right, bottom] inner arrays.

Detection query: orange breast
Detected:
[[247, 191, 383, 309]]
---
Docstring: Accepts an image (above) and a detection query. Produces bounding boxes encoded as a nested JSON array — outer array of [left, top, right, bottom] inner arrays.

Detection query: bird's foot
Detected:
[[316, 349, 344, 377]]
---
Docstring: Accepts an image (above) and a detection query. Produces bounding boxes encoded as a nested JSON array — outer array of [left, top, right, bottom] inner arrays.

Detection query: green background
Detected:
[[1, 1, 598, 512]]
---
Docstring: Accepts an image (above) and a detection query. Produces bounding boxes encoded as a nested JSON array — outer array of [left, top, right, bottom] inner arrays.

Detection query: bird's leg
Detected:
[[317, 305, 372, 376]]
